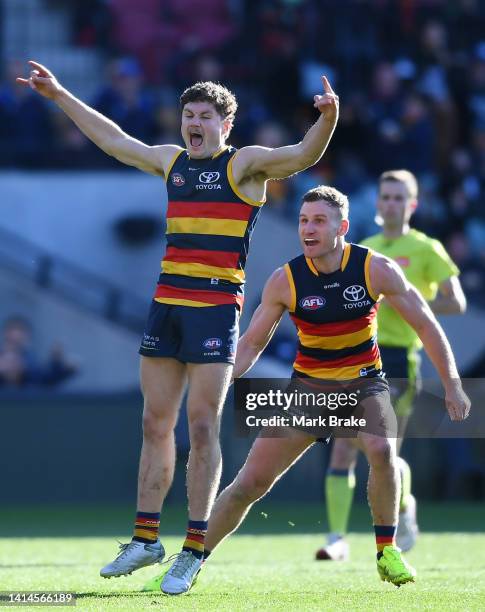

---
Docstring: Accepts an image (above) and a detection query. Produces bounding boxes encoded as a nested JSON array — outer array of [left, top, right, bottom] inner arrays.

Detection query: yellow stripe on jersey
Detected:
[[297, 320, 377, 350], [227, 153, 266, 207], [305, 244, 351, 277], [212, 145, 230, 159], [166, 217, 248, 237], [155, 297, 214, 307], [165, 148, 184, 180], [305, 257, 319, 276], [161, 260, 245, 283], [341, 243, 351, 271], [364, 249, 380, 302], [284, 263, 297, 313], [293, 357, 382, 380]]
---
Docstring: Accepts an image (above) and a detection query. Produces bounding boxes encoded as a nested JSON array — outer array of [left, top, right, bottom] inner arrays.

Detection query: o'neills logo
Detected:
[[300, 296, 326, 310]]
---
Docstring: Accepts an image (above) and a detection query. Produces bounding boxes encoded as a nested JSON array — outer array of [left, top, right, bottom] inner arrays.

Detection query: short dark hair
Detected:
[[180, 81, 238, 122], [301, 185, 349, 220], [379, 169, 418, 199]]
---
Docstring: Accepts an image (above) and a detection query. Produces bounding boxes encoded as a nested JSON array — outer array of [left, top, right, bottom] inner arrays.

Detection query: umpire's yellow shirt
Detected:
[[361, 229, 459, 351]]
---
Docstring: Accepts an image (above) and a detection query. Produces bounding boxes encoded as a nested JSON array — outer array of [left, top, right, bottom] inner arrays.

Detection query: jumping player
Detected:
[[143, 185, 469, 592], [17, 61, 339, 594], [317, 170, 466, 561]]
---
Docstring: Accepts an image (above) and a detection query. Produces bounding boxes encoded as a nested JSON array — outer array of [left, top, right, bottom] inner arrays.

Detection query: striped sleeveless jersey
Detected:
[[284, 244, 382, 380], [154, 146, 264, 309]]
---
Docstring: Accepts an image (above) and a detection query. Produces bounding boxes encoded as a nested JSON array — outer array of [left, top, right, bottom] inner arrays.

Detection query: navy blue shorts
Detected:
[[139, 301, 239, 364]]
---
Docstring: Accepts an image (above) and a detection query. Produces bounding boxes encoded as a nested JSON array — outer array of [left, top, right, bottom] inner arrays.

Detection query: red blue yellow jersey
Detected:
[[154, 146, 265, 309], [285, 244, 382, 380], [361, 229, 459, 350]]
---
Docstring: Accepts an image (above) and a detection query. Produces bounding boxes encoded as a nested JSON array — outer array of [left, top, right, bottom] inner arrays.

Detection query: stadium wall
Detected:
[[2, 390, 483, 505]]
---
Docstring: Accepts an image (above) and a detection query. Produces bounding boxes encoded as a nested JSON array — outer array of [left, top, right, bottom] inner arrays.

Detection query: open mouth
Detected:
[[189, 132, 203, 147], [304, 238, 318, 246]]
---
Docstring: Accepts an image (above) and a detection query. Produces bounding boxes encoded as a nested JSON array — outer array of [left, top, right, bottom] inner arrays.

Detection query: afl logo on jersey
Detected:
[[171, 173, 185, 187], [203, 337, 223, 349], [300, 296, 326, 310], [343, 285, 366, 302]]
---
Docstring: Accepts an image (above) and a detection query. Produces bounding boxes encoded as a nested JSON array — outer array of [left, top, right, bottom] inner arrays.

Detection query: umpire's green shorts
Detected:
[[380, 346, 421, 418]]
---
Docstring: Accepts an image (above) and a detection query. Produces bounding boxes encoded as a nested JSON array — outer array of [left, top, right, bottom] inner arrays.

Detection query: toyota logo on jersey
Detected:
[[343, 285, 366, 302], [199, 171, 220, 184], [300, 295, 326, 310]]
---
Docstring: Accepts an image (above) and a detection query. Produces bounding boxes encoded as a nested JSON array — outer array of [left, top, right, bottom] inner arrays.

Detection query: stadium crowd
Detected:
[[0, 316, 77, 388], [1, 0, 484, 305]]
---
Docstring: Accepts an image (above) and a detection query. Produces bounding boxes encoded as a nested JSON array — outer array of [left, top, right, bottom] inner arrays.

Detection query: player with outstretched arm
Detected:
[[17, 61, 339, 594]]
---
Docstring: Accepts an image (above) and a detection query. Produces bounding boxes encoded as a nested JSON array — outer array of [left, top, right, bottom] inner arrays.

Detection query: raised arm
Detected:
[[232, 76, 339, 183], [234, 268, 290, 379], [429, 276, 467, 315], [370, 254, 470, 421], [16, 60, 180, 176]]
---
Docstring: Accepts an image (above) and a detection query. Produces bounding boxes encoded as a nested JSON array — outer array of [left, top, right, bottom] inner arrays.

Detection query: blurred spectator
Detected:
[[0, 59, 53, 167], [3, 1, 485, 301], [0, 317, 78, 389], [253, 122, 294, 215], [92, 57, 155, 143], [399, 92, 435, 173], [70, 0, 113, 50]]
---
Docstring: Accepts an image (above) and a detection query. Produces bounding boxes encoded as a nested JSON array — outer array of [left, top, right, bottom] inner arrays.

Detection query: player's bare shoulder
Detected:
[[231, 145, 268, 181], [262, 266, 292, 310], [369, 250, 407, 296], [154, 144, 185, 179]]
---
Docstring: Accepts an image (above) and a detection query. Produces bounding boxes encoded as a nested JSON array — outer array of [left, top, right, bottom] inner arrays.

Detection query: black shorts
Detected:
[[139, 301, 239, 364]]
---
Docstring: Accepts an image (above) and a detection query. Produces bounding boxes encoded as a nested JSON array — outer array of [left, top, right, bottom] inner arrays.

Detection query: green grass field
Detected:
[[1, 504, 484, 611]]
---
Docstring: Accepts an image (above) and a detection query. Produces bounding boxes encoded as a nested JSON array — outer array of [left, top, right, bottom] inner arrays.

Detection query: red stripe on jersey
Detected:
[[167, 201, 253, 221], [164, 247, 240, 268], [290, 307, 378, 337], [295, 344, 380, 370], [154, 284, 243, 307]]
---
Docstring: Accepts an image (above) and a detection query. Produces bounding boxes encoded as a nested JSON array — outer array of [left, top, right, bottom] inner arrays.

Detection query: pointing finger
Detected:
[[321, 75, 334, 94], [28, 60, 50, 77]]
